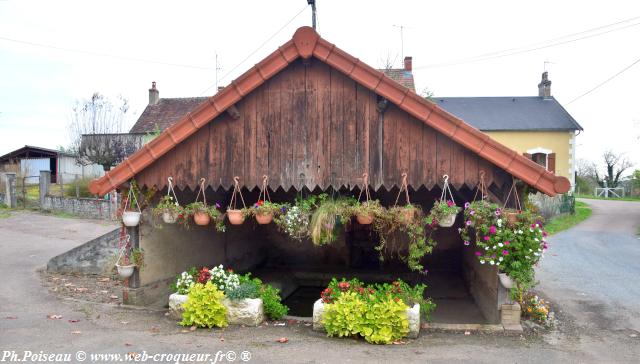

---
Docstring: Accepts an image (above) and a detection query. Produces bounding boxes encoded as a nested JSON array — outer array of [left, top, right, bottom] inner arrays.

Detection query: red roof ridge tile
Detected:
[[89, 26, 570, 197]]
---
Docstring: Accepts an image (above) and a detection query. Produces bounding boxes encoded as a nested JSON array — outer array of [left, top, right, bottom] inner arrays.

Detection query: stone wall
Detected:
[[0, 192, 5, 205], [462, 244, 500, 323], [47, 228, 119, 275], [42, 195, 115, 220]]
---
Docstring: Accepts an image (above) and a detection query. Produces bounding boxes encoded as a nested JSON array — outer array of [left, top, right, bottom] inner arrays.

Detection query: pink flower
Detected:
[[464, 241, 470, 246], [470, 210, 476, 215], [542, 231, 548, 237], [466, 220, 472, 226], [502, 250, 509, 256], [483, 236, 490, 241], [447, 200, 455, 207], [490, 226, 497, 234], [464, 202, 470, 209], [495, 208, 501, 216], [475, 251, 482, 256], [504, 240, 510, 246]]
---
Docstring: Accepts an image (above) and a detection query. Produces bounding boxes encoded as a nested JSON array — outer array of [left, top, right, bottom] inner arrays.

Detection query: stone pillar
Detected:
[[4, 173, 16, 208], [501, 302, 522, 330], [39, 170, 51, 206]]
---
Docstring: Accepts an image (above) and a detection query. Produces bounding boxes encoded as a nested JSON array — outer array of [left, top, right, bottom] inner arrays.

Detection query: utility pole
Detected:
[[307, 0, 317, 30]]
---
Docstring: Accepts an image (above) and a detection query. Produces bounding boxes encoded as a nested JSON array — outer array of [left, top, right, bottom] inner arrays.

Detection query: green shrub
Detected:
[[260, 284, 288, 320], [180, 282, 228, 328], [226, 282, 259, 300], [64, 178, 94, 198], [323, 291, 410, 344]]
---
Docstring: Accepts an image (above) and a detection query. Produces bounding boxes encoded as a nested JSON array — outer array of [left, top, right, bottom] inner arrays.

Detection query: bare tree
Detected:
[[68, 93, 140, 171], [378, 52, 398, 71], [595, 150, 633, 187]]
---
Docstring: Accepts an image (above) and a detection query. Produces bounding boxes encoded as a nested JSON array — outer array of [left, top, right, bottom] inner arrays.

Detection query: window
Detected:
[[531, 153, 547, 169], [525, 148, 556, 174]]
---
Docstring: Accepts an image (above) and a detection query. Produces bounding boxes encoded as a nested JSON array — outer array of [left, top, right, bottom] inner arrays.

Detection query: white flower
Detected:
[[489, 260, 495, 265], [484, 246, 489, 250], [480, 260, 485, 264], [498, 243, 503, 247], [534, 238, 539, 242], [534, 252, 539, 256], [498, 257, 503, 262]]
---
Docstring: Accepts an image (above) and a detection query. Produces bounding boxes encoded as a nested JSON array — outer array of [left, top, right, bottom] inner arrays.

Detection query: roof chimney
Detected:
[[538, 72, 551, 98], [404, 56, 412, 71], [149, 81, 159, 105]]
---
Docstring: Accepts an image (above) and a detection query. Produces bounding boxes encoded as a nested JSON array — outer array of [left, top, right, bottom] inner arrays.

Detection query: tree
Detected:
[[68, 93, 140, 171], [595, 150, 632, 188]]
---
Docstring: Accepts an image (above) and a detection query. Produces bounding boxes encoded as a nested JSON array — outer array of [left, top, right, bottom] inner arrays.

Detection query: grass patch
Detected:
[[576, 194, 640, 202], [545, 201, 592, 235]]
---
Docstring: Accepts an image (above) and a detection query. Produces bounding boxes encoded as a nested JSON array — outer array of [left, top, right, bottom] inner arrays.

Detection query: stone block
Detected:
[[501, 302, 521, 326], [312, 299, 420, 338], [222, 298, 265, 327], [168, 294, 264, 326]]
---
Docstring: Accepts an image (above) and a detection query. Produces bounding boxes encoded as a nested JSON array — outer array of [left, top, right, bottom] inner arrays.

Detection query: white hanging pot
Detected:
[[438, 213, 457, 227], [162, 210, 178, 224], [122, 211, 141, 226], [498, 273, 514, 289], [116, 264, 135, 279]]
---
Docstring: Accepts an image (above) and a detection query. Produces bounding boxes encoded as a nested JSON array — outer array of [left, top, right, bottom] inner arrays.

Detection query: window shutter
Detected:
[[523, 153, 532, 159], [547, 153, 556, 174]]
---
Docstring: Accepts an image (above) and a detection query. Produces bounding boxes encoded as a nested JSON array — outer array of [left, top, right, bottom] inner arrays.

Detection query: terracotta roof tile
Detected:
[[380, 68, 416, 91], [90, 27, 570, 197]]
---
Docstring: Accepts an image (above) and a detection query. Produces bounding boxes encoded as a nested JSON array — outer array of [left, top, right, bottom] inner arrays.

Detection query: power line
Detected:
[[415, 16, 640, 69], [567, 56, 640, 105], [0, 36, 216, 71], [199, 5, 308, 95]]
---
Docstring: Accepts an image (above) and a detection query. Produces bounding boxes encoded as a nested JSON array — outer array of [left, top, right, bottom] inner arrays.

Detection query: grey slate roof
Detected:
[[129, 97, 209, 134], [436, 96, 583, 131]]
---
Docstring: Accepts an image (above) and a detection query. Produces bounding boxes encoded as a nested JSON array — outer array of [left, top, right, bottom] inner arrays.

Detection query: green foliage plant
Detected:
[[225, 282, 259, 300], [237, 273, 289, 320], [180, 281, 228, 328]]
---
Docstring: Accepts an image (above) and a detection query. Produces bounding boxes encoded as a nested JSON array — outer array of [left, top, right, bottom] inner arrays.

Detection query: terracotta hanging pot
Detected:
[[505, 211, 518, 226], [356, 213, 374, 225], [255, 212, 273, 225], [402, 207, 415, 224], [193, 210, 211, 226], [227, 209, 245, 225]]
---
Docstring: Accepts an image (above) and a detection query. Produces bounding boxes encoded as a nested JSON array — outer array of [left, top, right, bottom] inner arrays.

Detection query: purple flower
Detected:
[[464, 241, 470, 246], [466, 220, 472, 226], [254, 203, 259, 208], [489, 226, 497, 234], [464, 202, 470, 209], [423, 268, 429, 275], [281, 206, 287, 213], [502, 250, 509, 256], [215, 202, 221, 209], [543, 243, 548, 250], [475, 251, 482, 256], [483, 236, 490, 241], [495, 208, 502, 216], [470, 210, 476, 215]]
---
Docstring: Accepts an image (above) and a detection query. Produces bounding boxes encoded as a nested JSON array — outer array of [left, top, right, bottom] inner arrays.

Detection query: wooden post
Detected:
[[39, 170, 51, 206], [4, 173, 16, 208]]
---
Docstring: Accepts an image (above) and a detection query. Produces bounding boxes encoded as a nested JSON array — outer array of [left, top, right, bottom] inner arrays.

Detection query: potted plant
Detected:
[[185, 202, 211, 226], [251, 200, 283, 225], [396, 204, 419, 224], [227, 208, 249, 225], [351, 200, 383, 225], [115, 248, 143, 279], [427, 200, 460, 227], [153, 195, 184, 224], [121, 183, 142, 227]]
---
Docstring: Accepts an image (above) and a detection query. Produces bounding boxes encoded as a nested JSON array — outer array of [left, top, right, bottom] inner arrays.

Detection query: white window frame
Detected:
[[526, 147, 552, 171]]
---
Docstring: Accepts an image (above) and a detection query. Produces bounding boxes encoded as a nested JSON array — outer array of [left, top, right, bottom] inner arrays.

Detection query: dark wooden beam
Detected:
[[376, 97, 389, 113]]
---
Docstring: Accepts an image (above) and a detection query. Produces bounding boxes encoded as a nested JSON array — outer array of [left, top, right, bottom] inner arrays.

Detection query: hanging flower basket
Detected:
[[227, 176, 247, 226], [122, 211, 141, 227], [162, 210, 179, 224], [498, 272, 514, 289], [505, 210, 519, 226], [116, 263, 135, 279], [153, 177, 183, 225], [356, 212, 374, 225], [438, 213, 457, 227], [255, 212, 273, 225], [227, 209, 245, 225], [193, 210, 211, 226]]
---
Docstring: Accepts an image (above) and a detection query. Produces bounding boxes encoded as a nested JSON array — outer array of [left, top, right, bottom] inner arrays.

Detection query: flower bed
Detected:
[[312, 278, 435, 344]]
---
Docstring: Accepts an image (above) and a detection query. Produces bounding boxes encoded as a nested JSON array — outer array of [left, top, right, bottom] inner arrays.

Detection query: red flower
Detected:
[[257, 200, 264, 207], [338, 282, 350, 292]]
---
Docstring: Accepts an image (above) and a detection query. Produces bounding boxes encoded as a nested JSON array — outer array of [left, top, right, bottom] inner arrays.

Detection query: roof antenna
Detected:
[[307, 0, 317, 30], [215, 52, 222, 93]]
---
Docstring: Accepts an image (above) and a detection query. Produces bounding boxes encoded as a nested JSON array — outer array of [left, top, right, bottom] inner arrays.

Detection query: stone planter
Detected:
[[312, 299, 420, 339], [222, 298, 265, 326], [168, 294, 264, 326]]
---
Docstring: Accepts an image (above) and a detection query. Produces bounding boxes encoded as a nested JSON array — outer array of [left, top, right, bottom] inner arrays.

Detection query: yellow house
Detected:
[[436, 72, 583, 190]]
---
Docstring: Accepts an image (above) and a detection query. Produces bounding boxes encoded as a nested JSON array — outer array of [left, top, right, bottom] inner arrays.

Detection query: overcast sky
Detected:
[[0, 0, 638, 172]]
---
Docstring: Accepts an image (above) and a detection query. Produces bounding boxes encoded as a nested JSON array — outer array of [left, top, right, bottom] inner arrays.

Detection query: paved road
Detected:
[[538, 198, 640, 332], [1, 207, 639, 363]]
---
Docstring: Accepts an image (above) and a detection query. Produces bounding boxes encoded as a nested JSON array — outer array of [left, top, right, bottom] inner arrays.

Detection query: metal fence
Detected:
[[16, 175, 40, 209]]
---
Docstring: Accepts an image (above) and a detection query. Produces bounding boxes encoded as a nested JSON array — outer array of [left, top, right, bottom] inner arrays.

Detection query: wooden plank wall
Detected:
[[135, 58, 508, 192]]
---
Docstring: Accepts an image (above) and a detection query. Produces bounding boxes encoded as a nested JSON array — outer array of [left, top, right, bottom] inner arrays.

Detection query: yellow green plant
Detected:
[[180, 282, 228, 328]]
